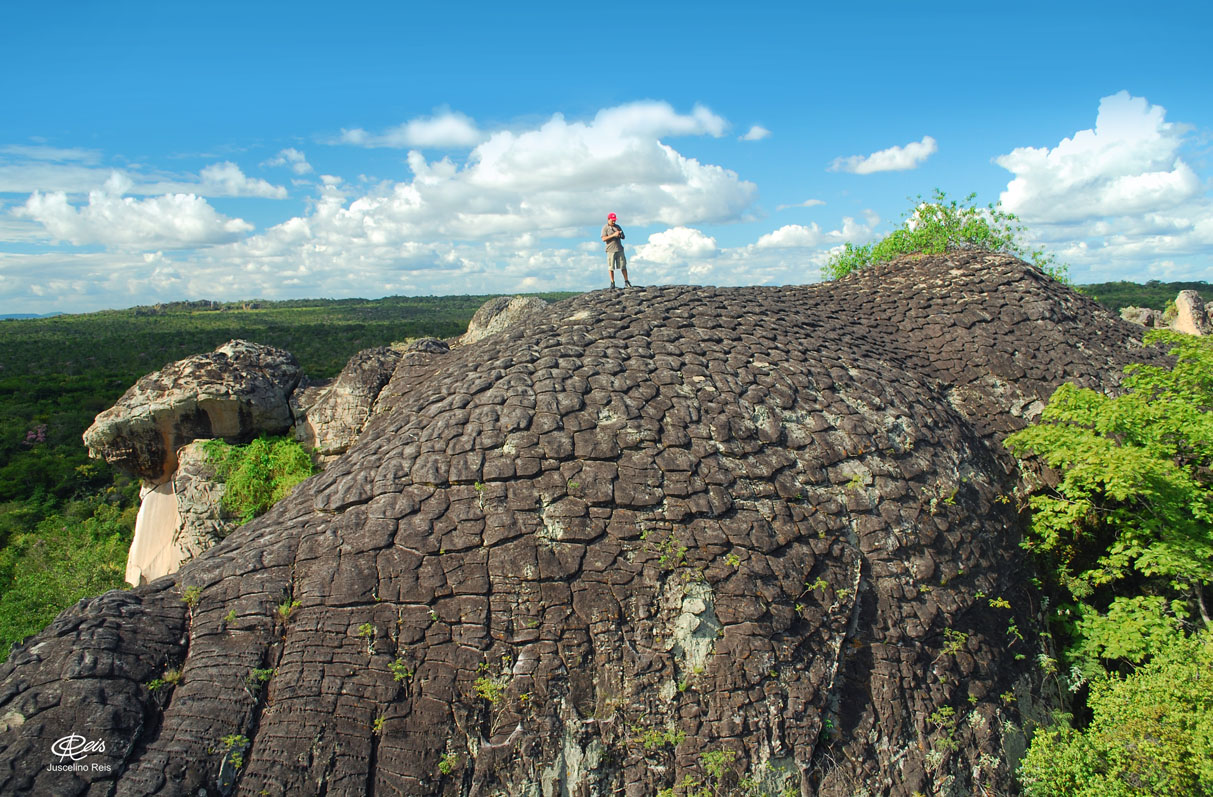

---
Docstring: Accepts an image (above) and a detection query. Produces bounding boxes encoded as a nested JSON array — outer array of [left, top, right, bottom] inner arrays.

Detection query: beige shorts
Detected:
[[608, 251, 627, 271]]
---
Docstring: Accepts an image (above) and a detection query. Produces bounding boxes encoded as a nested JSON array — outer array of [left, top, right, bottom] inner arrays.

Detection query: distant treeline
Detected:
[[1077, 280, 1211, 312]]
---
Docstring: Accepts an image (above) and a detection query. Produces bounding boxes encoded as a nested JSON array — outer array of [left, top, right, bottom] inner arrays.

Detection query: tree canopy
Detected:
[[822, 190, 1068, 282]]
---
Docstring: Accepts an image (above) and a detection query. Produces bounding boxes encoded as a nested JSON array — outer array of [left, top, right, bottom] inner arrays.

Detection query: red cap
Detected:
[[608, 213, 617, 220]]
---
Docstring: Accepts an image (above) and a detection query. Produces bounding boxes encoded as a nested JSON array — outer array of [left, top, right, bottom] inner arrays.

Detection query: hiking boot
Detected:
[[624, 281, 633, 288], [609, 284, 617, 290]]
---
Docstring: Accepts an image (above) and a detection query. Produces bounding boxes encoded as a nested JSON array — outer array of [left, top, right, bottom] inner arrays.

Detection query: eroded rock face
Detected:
[[0, 254, 1166, 796], [124, 442, 234, 586], [1172, 290, 1211, 336], [83, 340, 302, 482], [460, 295, 548, 345], [292, 346, 404, 462]]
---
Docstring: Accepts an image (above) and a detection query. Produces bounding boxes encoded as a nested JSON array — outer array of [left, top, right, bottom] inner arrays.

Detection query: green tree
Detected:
[[822, 189, 1068, 282], [1019, 629, 1213, 797], [0, 500, 134, 661], [1009, 332, 1213, 794], [204, 435, 315, 523], [1005, 331, 1213, 673]]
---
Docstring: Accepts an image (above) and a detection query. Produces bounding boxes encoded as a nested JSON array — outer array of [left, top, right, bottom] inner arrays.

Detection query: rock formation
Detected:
[[460, 295, 548, 345], [0, 253, 1167, 796], [1118, 305, 1164, 328], [83, 340, 303, 483], [1171, 289, 1212, 336], [91, 338, 428, 585], [125, 442, 231, 586], [1120, 288, 1213, 336], [292, 346, 404, 464]]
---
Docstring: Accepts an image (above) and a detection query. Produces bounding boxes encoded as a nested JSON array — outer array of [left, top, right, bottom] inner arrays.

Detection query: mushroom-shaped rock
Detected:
[[2, 254, 1169, 797], [460, 295, 548, 345], [83, 340, 302, 482], [292, 346, 403, 461]]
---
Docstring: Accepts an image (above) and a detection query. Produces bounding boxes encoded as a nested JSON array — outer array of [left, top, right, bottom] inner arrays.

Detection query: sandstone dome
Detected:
[[0, 253, 1158, 796]]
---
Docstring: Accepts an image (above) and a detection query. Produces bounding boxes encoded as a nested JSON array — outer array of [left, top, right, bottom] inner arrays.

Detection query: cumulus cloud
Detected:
[[17, 173, 253, 249], [740, 125, 771, 142], [634, 227, 718, 264], [265, 148, 313, 175], [755, 214, 878, 250], [4, 102, 767, 311], [301, 102, 755, 246], [341, 110, 484, 148], [776, 198, 826, 211], [198, 162, 287, 198], [991, 91, 1213, 282], [590, 101, 727, 139], [0, 151, 287, 199], [996, 91, 1199, 223], [829, 136, 937, 174]]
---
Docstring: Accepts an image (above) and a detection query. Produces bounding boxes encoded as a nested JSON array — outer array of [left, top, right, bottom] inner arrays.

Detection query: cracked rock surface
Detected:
[[0, 254, 1163, 796]]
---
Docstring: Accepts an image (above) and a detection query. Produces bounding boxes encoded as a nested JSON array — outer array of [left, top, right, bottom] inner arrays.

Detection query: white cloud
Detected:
[[992, 91, 1213, 282], [265, 148, 313, 175], [755, 213, 878, 250], [17, 174, 253, 249], [776, 198, 826, 211], [3, 102, 766, 311], [341, 110, 484, 148], [1, 145, 101, 163], [590, 101, 727, 138], [0, 152, 287, 199], [740, 125, 771, 142], [198, 162, 287, 198], [634, 226, 718, 264], [829, 135, 937, 174], [302, 102, 755, 246], [996, 91, 1199, 223]]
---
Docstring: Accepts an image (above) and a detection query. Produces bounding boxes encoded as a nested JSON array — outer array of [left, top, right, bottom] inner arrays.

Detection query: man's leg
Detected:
[[622, 265, 632, 287]]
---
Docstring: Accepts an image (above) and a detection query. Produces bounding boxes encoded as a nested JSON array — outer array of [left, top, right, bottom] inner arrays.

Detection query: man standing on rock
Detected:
[[601, 212, 632, 290]]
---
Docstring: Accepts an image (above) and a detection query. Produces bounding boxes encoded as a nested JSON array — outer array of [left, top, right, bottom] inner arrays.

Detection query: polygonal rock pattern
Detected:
[[125, 442, 235, 586], [83, 340, 302, 482], [0, 254, 1164, 796], [459, 295, 548, 345], [293, 347, 404, 462]]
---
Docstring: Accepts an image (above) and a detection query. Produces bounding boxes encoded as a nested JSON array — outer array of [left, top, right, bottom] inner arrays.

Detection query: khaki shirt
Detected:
[[601, 223, 625, 253]]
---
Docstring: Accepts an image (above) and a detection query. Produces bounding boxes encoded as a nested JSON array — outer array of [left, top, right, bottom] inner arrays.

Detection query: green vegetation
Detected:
[[1019, 630, 1213, 796], [0, 499, 134, 659], [1007, 331, 1213, 794], [822, 189, 1068, 283], [437, 752, 460, 775], [203, 435, 315, 523]]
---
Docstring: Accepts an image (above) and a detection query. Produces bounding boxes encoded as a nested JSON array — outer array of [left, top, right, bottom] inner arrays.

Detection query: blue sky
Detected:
[[1, 1, 1211, 314]]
